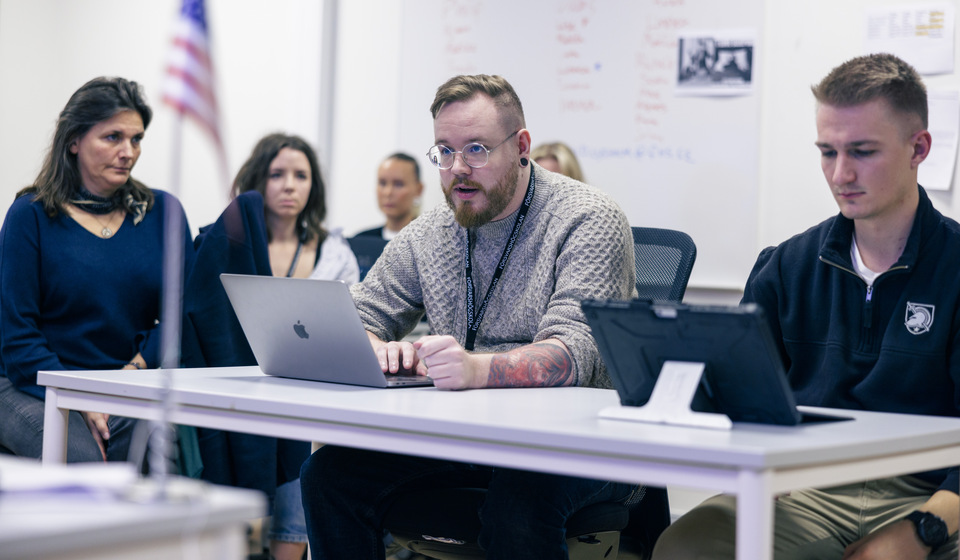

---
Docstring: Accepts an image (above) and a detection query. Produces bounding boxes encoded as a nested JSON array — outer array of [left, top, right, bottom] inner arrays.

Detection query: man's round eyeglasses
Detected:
[[426, 130, 519, 170]]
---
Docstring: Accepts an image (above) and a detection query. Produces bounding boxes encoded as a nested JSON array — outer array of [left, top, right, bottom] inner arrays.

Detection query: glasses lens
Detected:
[[427, 146, 453, 169], [462, 143, 488, 167]]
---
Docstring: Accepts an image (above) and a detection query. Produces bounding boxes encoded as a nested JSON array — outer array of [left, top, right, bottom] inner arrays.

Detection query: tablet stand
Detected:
[[599, 360, 733, 430]]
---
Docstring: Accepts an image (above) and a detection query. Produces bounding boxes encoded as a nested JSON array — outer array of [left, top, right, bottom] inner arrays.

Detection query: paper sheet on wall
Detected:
[[864, 3, 955, 75], [919, 90, 960, 192]]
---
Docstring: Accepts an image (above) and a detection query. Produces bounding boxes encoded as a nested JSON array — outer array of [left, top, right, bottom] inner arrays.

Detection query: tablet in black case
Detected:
[[582, 299, 845, 426]]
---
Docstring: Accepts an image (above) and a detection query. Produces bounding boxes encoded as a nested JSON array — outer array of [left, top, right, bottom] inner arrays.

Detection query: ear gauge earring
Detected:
[[520, 157, 529, 167]]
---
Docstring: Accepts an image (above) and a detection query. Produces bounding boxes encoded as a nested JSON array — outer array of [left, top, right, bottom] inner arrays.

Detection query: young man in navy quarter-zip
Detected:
[[653, 54, 959, 560]]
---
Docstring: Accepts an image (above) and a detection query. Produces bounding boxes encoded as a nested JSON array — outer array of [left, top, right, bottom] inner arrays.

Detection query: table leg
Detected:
[[735, 468, 774, 560], [42, 387, 69, 464]]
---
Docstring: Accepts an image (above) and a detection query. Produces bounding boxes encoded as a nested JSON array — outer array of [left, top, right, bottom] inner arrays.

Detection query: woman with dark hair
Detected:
[[183, 133, 356, 560], [233, 133, 358, 281], [0, 76, 192, 462]]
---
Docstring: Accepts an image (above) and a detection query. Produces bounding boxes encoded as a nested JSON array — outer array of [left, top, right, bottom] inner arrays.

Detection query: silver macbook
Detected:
[[220, 273, 433, 388]]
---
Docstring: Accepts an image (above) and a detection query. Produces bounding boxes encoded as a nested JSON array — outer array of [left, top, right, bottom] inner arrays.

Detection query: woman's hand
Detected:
[[80, 411, 109, 461], [123, 353, 146, 370]]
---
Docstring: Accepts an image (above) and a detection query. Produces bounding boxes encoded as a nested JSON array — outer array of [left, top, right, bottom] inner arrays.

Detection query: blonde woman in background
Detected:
[[531, 141, 585, 182]]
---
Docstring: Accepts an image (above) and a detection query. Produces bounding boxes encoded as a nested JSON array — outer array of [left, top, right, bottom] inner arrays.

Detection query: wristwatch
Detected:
[[905, 510, 949, 552]]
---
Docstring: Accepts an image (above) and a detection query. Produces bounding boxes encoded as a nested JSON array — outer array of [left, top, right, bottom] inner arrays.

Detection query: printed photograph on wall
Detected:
[[676, 30, 756, 96]]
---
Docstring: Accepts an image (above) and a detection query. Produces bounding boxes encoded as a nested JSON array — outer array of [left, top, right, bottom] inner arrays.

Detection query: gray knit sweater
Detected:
[[350, 164, 635, 388]]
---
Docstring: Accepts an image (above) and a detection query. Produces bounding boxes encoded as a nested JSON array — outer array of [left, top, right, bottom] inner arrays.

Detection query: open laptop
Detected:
[[581, 299, 848, 426], [220, 273, 433, 388]]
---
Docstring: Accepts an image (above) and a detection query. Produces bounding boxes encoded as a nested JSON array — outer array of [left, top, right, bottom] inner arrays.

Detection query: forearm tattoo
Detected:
[[488, 342, 574, 388]]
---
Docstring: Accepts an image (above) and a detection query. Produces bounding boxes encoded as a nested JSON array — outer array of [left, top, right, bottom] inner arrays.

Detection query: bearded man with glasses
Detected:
[[300, 74, 644, 559]]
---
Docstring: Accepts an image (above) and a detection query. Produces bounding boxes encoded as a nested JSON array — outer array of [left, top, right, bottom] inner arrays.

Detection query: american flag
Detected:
[[162, 0, 224, 161]]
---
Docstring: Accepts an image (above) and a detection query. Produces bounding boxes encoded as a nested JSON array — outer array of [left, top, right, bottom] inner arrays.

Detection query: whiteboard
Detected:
[[397, 0, 764, 289]]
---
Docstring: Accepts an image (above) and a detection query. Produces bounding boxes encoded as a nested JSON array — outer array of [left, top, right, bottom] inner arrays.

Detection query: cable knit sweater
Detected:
[[351, 164, 635, 388]]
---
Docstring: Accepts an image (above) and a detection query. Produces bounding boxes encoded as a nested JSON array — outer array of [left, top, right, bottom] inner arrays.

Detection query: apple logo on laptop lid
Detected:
[[294, 321, 309, 339]]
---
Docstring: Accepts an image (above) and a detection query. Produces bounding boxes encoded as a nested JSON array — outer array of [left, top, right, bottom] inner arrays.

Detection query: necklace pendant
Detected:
[[101, 227, 113, 238]]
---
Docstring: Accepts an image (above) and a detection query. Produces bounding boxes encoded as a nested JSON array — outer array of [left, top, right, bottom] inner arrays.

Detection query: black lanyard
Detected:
[[463, 176, 535, 351], [286, 239, 304, 278]]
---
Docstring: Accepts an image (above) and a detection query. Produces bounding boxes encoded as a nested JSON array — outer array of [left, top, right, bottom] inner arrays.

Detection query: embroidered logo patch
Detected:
[[904, 302, 935, 335]]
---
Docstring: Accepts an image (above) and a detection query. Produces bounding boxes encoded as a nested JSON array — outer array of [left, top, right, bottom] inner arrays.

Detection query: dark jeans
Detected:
[[196, 428, 310, 501], [300, 445, 638, 560], [0, 375, 138, 462]]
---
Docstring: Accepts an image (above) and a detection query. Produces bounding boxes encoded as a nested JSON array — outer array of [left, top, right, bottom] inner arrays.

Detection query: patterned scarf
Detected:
[[71, 185, 147, 225]]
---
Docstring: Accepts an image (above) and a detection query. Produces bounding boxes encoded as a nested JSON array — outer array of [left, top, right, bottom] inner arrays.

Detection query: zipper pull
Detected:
[[863, 284, 873, 328]]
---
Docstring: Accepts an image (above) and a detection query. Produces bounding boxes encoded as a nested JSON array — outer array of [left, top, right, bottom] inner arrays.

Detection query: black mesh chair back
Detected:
[[347, 236, 390, 282], [631, 227, 697, 302]]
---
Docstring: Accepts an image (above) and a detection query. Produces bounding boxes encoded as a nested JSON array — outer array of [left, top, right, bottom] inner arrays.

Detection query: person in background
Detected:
[[355, 152, 424, 240], [0, 76, 192, 463], [653, 53, 959, 560], [233, 133, 359, 283], [531, 141, 585, 182], [300, 74, 644, 559], [183, 133, 358, 560]]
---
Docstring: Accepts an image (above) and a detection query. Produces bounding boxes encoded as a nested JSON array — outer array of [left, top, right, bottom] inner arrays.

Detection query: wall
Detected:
[[758, 0, 960, 253], [0, 0, 326, 234], [331, 0, 960, 296], [2, 0, 958, 298], [392, 0, 764, 289]]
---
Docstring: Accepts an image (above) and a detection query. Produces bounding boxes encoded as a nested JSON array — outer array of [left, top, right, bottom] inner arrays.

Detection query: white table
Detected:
[[0, 456, 264, 560], [40, 366, 960, 560]]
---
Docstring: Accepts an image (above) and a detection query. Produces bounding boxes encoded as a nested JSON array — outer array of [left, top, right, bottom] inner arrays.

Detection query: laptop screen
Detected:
[[581, 299, 804, 425]]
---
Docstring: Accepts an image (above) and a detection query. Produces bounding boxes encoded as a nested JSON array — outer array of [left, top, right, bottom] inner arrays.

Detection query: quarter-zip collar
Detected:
[[818, 184, 934, 277]]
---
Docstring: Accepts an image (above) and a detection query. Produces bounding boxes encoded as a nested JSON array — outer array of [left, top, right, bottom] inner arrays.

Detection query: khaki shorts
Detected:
[[653, 476, 958, 560]]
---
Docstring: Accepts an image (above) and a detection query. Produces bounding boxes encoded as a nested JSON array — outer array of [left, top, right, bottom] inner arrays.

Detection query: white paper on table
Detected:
[[864, 3, 955, 75], [919, 89, 960, 192], [0, 456, 137, 496]]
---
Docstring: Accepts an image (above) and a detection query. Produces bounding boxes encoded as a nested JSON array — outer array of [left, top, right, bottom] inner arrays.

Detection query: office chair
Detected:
[[347, 235, 390, 282], [382, 227, 697, 560], [630, 227, 697, 301]]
